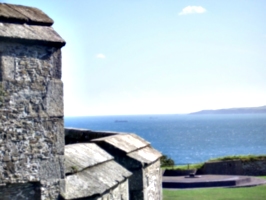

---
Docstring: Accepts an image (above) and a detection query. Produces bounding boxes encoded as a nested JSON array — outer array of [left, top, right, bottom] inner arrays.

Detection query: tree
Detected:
[[160, 154, 175, 167]]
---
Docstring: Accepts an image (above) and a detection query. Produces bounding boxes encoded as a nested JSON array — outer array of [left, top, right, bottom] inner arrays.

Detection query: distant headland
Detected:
[[190, 105, 266, 114]]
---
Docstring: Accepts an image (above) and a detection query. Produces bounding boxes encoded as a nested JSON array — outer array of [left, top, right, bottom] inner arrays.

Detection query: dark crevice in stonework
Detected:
[[0, 182, 41, 200], [0, 52, 3, 82], [0, 37, 66, 48]]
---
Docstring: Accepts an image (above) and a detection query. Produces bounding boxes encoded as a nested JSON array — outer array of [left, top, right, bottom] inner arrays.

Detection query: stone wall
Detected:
[[163, 169, 196, 176], [127, 160, 162, 200], [199, 160, 266, 176], [143, 160, 162, 200], [0, 42, 64, 199], [87, 179, 129, 200]]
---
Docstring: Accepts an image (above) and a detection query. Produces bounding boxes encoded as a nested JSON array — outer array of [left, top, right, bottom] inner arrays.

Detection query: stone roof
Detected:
[[0, 3, 65, 47], [62, 143, 132, 199], [65, 128, 123, 145], [65, 143, 113, 174], [0, 3, 53, 25], [93, 133, 150, 153], [93, 134, 162, 165], [128, 146, 162, 165]]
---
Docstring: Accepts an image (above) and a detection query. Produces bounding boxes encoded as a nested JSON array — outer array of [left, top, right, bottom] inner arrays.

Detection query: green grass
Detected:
[[163, 184, 266, 200], [162, 155, 266, 199]]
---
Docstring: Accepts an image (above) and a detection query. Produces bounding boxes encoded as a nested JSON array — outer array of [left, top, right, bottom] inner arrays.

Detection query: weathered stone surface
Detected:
[[1, 43, 62, 81], [44, 80, 63, 117], [65, 128, 123, 145], [95, 142, 143, 170], [63, 143, 132, 200], [7, 4, 54, 25], [0, 116, 64, 183], [41, 179, 61, 200], [65, 143, 113, 174], [93, 133, 150, 153], [53, 119, 65, 156], [0, 23, 65, 46], [128, 146, 162, 166], [143, 160, 162, 200], [127, 161, 162, 200], [63, 161, 131, 199], [97, 179, 129, 200], [0, 3, 53, 26], [39, 155, 64, 180], [0, 3, 28, 24], [0, 43, 64, 119]]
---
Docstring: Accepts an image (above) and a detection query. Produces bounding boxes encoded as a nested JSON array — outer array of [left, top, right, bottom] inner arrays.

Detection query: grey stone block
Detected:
[[44, 80, 63, 117], [39, 155, 64, 180]]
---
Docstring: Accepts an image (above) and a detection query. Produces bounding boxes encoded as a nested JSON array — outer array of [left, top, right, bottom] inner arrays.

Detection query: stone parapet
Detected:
[[65, 127, 122, 144], [199, 160, 266, 176]]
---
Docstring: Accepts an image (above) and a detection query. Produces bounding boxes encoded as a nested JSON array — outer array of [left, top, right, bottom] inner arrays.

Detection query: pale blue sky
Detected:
[[3, 0, 266, 116]]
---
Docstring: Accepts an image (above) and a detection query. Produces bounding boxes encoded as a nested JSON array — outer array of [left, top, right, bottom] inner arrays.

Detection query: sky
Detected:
[[2, 0, 266, 116]]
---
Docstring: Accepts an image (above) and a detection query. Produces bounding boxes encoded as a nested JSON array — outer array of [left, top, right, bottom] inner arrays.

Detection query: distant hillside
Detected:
[[190, 105, 266, 114]]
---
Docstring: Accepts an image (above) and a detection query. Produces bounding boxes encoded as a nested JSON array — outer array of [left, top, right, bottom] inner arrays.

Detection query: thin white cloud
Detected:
[[96, 53, 106, 59], [179, 6, 206, 15]]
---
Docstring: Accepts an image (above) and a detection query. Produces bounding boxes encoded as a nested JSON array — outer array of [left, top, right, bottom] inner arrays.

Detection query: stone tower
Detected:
[[0, 3, 65, 200]]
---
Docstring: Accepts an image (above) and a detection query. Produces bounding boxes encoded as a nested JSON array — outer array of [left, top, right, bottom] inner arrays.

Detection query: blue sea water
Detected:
[[64, 114, 266, 165]]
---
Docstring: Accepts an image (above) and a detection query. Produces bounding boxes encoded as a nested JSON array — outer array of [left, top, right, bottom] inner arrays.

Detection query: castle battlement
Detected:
[[0, 4, 162, 200]]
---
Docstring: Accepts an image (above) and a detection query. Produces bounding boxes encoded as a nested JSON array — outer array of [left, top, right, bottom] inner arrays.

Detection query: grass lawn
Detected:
[[163, 176, 266, 200]]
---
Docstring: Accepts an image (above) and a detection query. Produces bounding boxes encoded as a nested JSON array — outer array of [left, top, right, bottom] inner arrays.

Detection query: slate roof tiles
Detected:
[[62, 143, 132, 200], [0, 3, 65, 47], [93, 133, 162, 165], [0, 3, 53, 25]]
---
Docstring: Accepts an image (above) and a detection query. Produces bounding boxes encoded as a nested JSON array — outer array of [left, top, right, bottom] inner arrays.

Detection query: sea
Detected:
[[64, 114, 266, 165]]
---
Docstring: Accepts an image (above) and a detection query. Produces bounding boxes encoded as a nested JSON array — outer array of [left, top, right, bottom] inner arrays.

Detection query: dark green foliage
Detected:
[[160, 154, 175, 167], [70, 166, 78, 173], [209, 154, 266, 162]]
